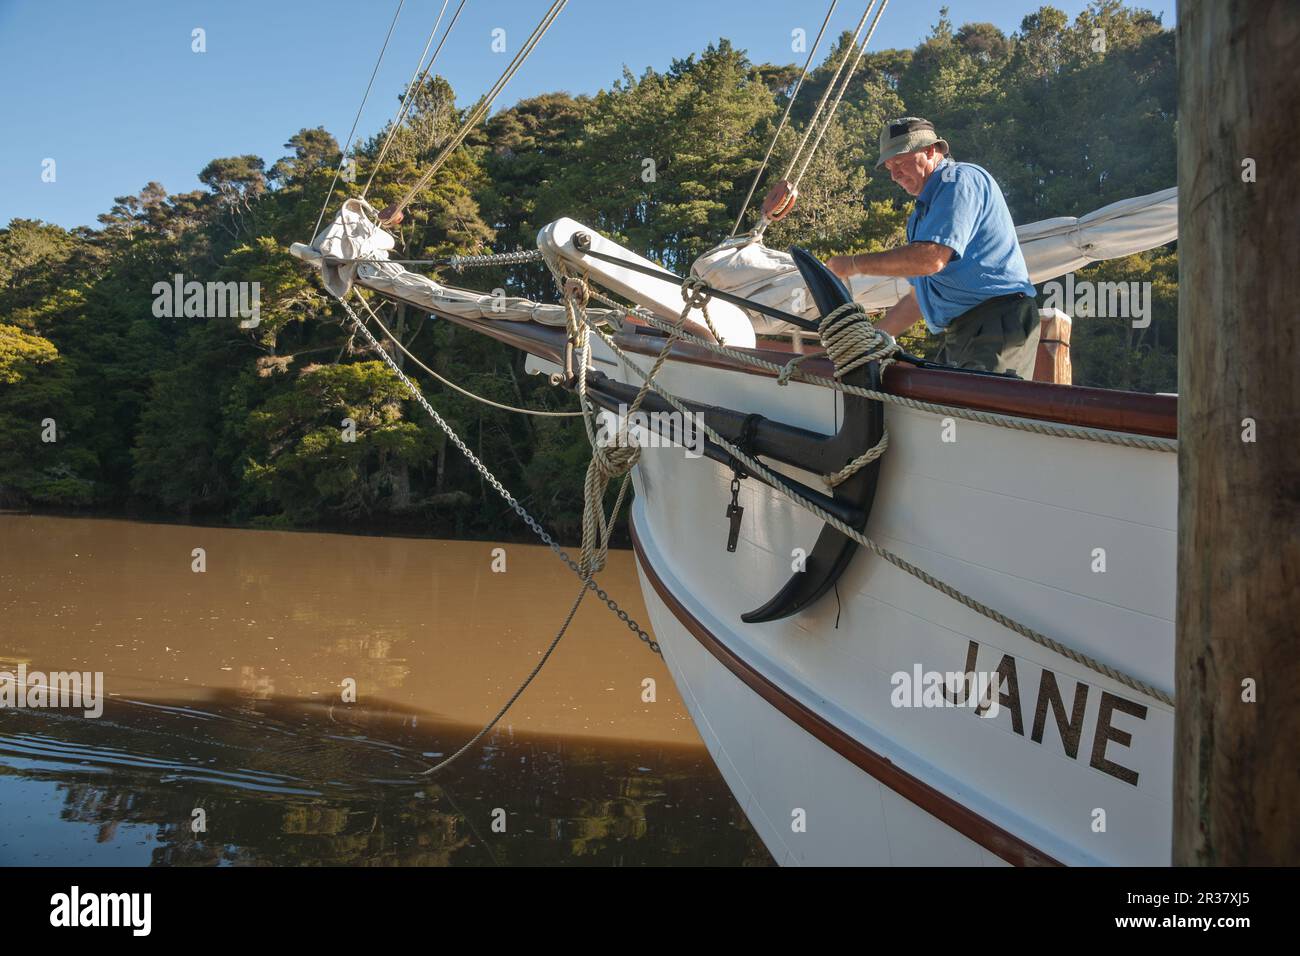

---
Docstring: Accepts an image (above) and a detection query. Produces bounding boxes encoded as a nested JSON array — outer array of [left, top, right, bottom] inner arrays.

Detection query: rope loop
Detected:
[[681, 276, 711, 311], [563, 273, 591, 309], [680, 276, 725, 345]]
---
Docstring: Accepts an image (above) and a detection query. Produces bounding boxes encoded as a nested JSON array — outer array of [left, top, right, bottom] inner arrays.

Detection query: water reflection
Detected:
[[0, 694, 770, 866], [0, 515, 771, 866]]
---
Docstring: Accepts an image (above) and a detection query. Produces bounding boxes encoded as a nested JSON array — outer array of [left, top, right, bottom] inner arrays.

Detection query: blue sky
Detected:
[[0, 0, 1174, 230]]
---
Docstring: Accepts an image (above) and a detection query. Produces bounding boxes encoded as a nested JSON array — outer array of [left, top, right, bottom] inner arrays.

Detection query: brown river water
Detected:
[[0, 514, 771, 866]]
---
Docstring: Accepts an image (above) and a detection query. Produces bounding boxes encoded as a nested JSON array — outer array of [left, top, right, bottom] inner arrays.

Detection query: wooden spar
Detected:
[[1174, 0, 1300, 865]]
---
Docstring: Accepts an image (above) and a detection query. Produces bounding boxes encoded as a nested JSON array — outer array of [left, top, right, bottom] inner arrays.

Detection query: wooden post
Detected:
[[1174, 0, 1300, 865], [1032, 309, 1072, 385]]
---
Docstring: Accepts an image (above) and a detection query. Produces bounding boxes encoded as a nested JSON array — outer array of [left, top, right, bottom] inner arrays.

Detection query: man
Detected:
[[827, 117, 1039, 378]]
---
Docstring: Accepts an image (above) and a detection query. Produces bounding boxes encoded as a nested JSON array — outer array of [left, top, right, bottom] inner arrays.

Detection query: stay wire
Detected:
[[390, 0, 568, 219], [730, 0, 839, 237], [791, 0, 890, 189], [362, 0, 468, 200], [311, 0, 407, 240]]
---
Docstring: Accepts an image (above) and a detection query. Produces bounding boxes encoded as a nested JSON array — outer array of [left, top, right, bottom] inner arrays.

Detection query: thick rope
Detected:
[[681, 276, 725, 345], [593, 291, 1177, 455], [564, 272, 692, 575], [574, 303, 1174, 708], [353, 291, 583, 417], [815, 301, 896, 485], [421, 474, 631, 776]]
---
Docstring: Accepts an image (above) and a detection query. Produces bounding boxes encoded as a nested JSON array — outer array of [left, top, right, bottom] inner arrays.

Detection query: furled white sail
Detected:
[[289, 198, 598, 328], [691, 186, 1177, 334]]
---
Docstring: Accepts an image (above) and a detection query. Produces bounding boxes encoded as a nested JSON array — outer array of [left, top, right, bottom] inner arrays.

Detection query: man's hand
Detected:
[[826, 254, 857, 280]]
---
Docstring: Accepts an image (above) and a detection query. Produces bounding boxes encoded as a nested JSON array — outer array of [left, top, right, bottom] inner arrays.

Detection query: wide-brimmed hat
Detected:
[[875, 117, 949, 169]]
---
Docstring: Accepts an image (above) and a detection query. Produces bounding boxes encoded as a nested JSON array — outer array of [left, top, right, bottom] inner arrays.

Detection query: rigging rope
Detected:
[[329, 292, 659, 661], [730, 0, 840, 237], [562, 267, 695, 577], [780, 0, 879, 190], [334, 289, 645, 776], [389, 0, 568, 221], [790, 0, 890, 191], [421, 478, 631, 776], [353, 291, 584, 417], [362, 0, 465, 200], [311, 0, 406, 241]]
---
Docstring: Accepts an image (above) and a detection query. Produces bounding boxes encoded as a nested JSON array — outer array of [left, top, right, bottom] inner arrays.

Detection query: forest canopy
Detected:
[[0, 3, 1175, 538]]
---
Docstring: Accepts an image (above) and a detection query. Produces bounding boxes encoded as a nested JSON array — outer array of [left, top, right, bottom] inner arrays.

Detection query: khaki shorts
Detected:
[[934, 294, 1040, 379]]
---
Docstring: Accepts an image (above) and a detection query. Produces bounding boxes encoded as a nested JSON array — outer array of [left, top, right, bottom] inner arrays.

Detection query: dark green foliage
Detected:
[[0, 3, 1177, 533]]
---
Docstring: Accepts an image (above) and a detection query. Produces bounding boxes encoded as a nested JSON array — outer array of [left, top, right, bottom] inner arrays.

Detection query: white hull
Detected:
[[615, 351, 1175, 866], [634, 529, 1010, 866]]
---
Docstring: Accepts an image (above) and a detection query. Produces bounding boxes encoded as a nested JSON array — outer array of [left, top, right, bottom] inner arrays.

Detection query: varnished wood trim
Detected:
[[615, 334, 1176, 440], [630, 518, 1062, 867], [441, 314, 1176, 440]]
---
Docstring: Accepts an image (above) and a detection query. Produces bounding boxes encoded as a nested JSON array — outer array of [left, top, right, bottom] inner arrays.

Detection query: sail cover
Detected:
[[691, 186, 1177, 334], [289, 198, 606, 328]]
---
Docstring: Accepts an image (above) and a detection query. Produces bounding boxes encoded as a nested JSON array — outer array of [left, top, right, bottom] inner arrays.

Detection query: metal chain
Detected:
[[335, 292, 661, 654], [448, 249, 544, 271]]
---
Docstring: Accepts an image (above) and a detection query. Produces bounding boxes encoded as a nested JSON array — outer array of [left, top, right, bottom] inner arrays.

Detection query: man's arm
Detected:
[[877, 290, 922, 337], [826, 241, 953, 280]]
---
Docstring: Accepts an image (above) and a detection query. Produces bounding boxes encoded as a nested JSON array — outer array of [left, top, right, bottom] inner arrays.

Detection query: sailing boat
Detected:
[[291, 0, 1178, 866]]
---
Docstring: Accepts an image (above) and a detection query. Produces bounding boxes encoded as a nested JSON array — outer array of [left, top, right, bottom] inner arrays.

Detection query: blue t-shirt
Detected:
[[905, 159, 1035, 332]]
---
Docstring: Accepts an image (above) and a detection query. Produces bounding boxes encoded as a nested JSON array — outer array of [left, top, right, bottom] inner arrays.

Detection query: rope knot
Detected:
[[777, 352, 811, 386], [563, 275, 590, 309], [680, 276, 725, 345], [681, 276, 711, 311]]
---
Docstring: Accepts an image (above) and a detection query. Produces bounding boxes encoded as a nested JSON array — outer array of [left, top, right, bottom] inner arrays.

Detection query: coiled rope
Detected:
[[563, 269, 695, 576]]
